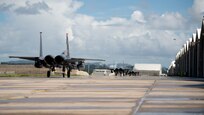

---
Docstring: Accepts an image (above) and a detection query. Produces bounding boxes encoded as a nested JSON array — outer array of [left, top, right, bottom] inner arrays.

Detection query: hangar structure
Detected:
[[168, 18, 204, 77], [133, 64, 162, 76]]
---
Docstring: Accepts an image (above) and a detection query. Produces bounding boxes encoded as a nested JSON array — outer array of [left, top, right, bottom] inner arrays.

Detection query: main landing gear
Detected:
[[67, 66, 72, 78], [62, 66, 65, 78], [62, 66, 72, 78], [47, 66, 72, 78]]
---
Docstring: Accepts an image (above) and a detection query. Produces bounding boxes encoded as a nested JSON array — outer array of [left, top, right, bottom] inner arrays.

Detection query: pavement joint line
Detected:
[[1, 77, 204, 114], [131, 80, 157, 115]]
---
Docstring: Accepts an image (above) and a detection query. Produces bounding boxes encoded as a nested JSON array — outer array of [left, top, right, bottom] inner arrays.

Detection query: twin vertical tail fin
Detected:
[[39, 32, 70, 59], [39, 32, 43, 58], [66, 33, 70, 58]]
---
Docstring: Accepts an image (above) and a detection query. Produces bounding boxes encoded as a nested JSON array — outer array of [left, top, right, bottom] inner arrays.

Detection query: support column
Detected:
[[196, 29, 201, 77], [186, 41, 189, 77], [189, 38, 192, 77], [194, 42, 197, 77], [201, 19, 204, 77], [196, 42, 200, 77]]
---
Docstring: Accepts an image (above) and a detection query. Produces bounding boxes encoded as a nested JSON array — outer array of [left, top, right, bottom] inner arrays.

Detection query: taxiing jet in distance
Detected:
[[9, 32, 105, 78]]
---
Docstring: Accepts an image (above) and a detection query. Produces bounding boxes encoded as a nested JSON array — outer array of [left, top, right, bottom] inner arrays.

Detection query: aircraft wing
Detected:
[[9, 56, 38, 61], [70, 58, 105, 62]]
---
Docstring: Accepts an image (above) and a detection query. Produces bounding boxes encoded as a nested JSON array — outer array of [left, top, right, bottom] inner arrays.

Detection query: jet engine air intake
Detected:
[[55, 55, 66, 65], [44, 55, 55, 65]]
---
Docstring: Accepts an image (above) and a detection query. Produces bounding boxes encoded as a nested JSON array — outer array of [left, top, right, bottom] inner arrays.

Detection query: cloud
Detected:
[[92, 17, 128, 27], [0, 3, 14, 12], [190, 0, 204, 21], [14, 1, 51, 15], [0, 0, 83, 15], [149, 12, 186, 30], [131, 10, 146, 23], [0, 0, 80, 58], [0, 0, 194, 67]]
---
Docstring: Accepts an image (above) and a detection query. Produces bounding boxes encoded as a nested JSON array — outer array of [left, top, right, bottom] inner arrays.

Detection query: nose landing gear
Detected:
[[47, 66, 55, 78]]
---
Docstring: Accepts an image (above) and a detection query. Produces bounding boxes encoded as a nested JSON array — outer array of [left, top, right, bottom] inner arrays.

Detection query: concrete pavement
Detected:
[[0, 76, 204, 115]]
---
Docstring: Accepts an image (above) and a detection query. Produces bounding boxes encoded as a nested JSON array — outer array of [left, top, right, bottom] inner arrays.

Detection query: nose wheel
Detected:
[[47, 66, 55, 78]]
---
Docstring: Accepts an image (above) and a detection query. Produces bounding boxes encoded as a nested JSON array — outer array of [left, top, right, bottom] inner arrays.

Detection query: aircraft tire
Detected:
[[62, 66, 65, 78], [67, 70, 71, 78], [47, 71, 50, 78]]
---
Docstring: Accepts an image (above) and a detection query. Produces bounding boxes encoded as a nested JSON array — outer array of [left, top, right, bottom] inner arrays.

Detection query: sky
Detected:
[[0, 0, 204, 67]]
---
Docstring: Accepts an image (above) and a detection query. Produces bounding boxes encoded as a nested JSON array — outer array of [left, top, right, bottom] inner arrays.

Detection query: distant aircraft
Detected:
[[9, 32, 105, 78]]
